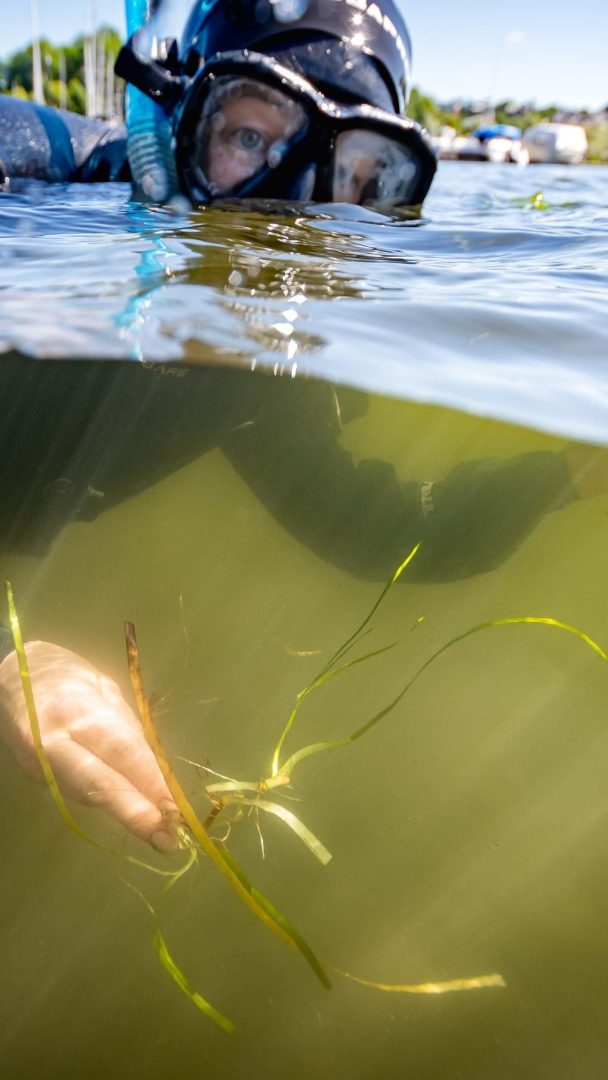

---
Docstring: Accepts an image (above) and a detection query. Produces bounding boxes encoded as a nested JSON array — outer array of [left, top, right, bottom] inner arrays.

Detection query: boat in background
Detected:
[[435, 123, 529, 165], [522, 123, 588, 164]]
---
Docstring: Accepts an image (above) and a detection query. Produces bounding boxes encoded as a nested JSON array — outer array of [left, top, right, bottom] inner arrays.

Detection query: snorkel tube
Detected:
[[123, 0, 180, 201]]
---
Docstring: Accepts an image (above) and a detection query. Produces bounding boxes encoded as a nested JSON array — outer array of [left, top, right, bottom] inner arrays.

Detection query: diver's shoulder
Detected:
[[0, 97, 128, 184]]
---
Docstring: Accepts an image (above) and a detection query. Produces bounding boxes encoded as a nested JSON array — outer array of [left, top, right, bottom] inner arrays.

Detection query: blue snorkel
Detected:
[[123, 0, 181, 201]]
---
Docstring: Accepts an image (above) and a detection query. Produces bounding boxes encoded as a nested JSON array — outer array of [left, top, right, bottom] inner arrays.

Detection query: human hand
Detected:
[[565, 443, 608, 500], [0, 641, 178, 851]]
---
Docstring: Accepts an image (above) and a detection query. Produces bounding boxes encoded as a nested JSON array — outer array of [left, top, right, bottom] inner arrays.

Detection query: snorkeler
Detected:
[[0, 0, 437, 210], [0, 0, 439, 851], [0, 1, 606, 854]]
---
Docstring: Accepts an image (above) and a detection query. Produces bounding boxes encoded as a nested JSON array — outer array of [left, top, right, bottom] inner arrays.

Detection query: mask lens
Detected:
[[191, 77, 309, 195], [331, 129, 420, 206]]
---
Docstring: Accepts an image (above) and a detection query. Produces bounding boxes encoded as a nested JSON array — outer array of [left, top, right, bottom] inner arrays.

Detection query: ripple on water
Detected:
[[0, 164, 607, 443]]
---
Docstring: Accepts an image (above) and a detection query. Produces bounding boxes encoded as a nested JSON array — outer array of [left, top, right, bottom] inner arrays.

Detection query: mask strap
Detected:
[[115, 34, 185, 108]]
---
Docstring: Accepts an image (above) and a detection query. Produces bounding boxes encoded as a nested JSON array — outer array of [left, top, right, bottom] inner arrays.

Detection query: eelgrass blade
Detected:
[[126, 882, 235, 1032], [153, 926, 235, 1031], [5, 581, 95, 847], [4, 583, 196, 881], [206, 780, 265, 795], [233, 796, 332, 866], [334, 966, 506, 994], [279, 615, 608, 779], [321, 543, 421, 675], [304, 638, 402, 693], [270, 544, 421, 778], [391, 616, 608, 705], [471, 616, 608, 662], [269, 639, 401, 781], [177, 759, 277, 797], [215, 842, 331, 988], [124, 621, 330, 989], [161, 840, 198, 896]]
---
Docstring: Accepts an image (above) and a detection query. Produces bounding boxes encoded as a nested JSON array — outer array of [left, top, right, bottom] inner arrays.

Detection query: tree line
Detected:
[[2, 30, 606, 161], [0, 27, 123, 116], [0, 28, 558, 127]]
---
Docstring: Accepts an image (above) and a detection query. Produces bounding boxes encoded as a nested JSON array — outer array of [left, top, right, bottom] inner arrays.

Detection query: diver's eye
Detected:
[[237, 128, 263, 151]]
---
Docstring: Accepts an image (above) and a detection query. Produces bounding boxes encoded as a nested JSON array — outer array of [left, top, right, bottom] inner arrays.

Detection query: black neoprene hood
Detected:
[[180, 0, 413, 113]]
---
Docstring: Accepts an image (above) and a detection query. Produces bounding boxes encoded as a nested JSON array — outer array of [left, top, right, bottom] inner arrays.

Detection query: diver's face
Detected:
[[205, 90, 304, 191], [205, 96, 388, 203]]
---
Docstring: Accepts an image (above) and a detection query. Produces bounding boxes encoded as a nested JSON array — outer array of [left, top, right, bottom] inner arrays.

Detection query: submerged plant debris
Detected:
[[8, 552, 606, 1029]]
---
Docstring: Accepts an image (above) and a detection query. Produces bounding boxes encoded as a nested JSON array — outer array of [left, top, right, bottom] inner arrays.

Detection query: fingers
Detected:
[[47, 737, 178, 851], [32, 657, 176, 811], [1, 641, 181, 851], [69, 711, 175, 810]]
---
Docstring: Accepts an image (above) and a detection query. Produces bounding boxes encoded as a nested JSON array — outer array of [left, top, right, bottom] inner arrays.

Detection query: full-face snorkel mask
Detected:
[[116, 0, 437, 208]]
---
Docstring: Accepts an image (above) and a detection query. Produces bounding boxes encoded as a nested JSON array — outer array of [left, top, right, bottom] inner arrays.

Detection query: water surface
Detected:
[[1, 161, 607, 440], [1, 162, 608, 1079]]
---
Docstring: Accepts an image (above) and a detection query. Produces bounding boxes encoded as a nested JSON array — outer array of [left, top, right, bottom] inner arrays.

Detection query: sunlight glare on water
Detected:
[[1, 161, 607, 442]]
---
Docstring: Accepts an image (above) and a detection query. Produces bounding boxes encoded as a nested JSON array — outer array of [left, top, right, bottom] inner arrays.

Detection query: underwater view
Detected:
[[1, 161, 608, 1079]]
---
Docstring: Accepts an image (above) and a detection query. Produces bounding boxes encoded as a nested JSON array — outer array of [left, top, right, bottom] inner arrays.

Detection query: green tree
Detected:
[[408, 87, 440, 130], [0, 26, 123, 115], [587, 121, 608, 162], [67, 77, 87, 114]]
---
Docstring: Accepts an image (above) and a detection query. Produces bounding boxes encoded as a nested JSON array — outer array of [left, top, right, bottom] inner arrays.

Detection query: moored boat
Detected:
[[522, 123, 588, 164]]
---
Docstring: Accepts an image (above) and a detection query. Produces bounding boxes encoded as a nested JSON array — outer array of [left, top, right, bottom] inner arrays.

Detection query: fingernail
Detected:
[[150, 829, 177, 853]]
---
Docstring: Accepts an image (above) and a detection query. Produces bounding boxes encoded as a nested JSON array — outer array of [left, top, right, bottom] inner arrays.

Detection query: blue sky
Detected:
[[4, 0, 607, 109]]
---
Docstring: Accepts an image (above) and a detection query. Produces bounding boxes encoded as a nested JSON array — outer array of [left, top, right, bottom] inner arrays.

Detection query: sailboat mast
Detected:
[[30, 0, 44, 104]]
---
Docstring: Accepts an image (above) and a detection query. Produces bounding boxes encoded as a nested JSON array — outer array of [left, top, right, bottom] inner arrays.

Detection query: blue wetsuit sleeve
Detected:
[[0, 96, 129, 185]]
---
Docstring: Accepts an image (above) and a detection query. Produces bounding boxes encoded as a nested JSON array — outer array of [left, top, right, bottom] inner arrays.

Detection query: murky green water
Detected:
[[1, 163, 608, 1077]]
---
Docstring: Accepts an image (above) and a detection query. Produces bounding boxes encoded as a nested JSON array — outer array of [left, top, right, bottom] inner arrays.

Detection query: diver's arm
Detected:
[[220, 379, 578, 582], [0, 96, 129, 185], [564, 443, 608, 500], [415, 443, 607, 578], [412, 450, 576, 579]]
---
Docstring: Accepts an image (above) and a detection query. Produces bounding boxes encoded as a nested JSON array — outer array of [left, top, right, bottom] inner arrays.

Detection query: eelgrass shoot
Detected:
[[186, 546, 608, 998], [15, 549, 607, 1025], [124, 620, 330, 990]]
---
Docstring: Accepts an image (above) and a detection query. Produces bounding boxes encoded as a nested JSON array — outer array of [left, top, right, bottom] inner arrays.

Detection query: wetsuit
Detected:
[[0, 99, 577, 651], [0, 96, 129, 188], [0, 355, 575, 577]]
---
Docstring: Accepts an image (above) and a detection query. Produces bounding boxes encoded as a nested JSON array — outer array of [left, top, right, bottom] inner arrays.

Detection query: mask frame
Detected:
[[175, 53, 437, 207], [116, 44, 438, 207]]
